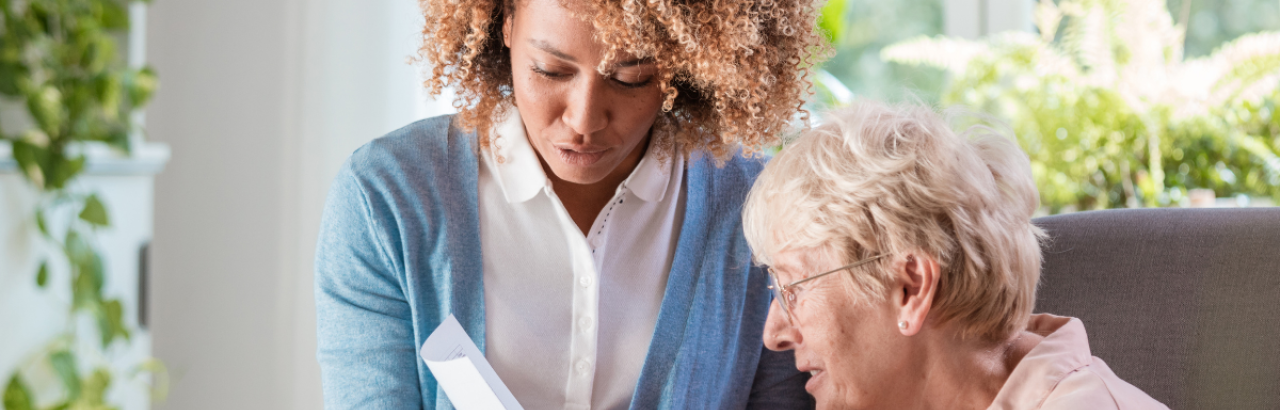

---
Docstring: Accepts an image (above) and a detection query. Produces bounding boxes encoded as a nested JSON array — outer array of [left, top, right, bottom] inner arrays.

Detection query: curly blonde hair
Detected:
[[416, 0, 831, 160]]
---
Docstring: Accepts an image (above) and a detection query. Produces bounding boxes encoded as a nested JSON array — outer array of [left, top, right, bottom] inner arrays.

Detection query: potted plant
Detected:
[[1, 0, 164, 408]]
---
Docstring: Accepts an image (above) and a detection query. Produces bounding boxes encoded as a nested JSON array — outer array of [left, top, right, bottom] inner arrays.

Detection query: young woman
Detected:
[[315, 0, 828, 407]]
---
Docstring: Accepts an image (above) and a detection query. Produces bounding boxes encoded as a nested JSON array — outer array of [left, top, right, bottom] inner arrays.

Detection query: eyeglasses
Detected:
[[766, 254, 887, 325]]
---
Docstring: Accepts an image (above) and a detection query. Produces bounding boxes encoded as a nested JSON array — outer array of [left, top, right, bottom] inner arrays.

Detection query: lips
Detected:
[[799, 365, 824, 394], [555, 145, 609, 166], [805, 369, 824, 393]]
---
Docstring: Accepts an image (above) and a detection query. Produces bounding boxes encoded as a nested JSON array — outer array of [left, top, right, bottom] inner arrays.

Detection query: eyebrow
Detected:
[[530, 39, 576, 62], [529, 39, 653, 67]]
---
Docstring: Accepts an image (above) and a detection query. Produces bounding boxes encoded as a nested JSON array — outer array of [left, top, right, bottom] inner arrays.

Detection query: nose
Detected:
[[763, 300, 800, 351], [561, 76, 609, 137]]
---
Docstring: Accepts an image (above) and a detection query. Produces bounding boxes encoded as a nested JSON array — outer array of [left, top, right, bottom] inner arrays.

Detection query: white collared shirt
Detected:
[[479, 108, 685, 410]]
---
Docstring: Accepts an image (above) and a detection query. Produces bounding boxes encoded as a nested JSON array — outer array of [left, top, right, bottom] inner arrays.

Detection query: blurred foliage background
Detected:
[[814, 0, 946, 104], [2, 0, 163, 409], [815, 0, 1280, 213]]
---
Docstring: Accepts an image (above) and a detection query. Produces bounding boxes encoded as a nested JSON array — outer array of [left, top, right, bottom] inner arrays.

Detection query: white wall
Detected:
[[145, 0, 449, 408]]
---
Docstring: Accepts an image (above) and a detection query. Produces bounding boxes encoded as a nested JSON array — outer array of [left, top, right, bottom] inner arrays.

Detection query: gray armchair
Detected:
[[1033, 208, 1280, 410]]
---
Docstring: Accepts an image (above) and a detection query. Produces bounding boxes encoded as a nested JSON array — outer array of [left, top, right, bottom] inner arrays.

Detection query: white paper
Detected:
[[421, 314, 524, 410]]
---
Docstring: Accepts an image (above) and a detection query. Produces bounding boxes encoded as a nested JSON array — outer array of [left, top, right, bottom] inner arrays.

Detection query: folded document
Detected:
[[420, 314, 524, 410]]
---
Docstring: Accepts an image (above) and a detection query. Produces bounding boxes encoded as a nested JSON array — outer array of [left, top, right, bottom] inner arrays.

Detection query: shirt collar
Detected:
[[987, 314, 1094, 410], [488, 108, 546, 204], [489, 106, 678, 204], [623, 136, 677, 203]]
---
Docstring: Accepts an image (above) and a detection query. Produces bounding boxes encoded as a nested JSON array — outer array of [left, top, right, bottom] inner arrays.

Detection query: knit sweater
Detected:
[[315, 115, 812, 409]]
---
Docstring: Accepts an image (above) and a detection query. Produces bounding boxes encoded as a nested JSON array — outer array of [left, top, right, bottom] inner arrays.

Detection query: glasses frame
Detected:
[[766, 254, 887, 324]]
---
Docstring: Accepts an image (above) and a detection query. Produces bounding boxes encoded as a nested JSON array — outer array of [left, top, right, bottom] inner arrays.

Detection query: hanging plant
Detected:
[[1, 0, 164, 408]]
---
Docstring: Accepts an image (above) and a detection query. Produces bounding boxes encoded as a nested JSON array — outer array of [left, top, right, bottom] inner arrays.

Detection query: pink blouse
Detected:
[[987, 314, 1169, 410]]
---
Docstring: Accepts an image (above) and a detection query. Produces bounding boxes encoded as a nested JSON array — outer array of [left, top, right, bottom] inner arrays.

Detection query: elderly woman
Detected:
[[315, 0, 827, 407], [742, 102, 1167, 409]]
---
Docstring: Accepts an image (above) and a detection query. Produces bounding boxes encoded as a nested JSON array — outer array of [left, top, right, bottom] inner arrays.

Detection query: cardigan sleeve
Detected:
[[314, 163, 426, 409]]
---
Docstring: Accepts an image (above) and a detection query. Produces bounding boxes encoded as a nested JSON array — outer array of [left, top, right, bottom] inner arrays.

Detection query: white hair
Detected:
[[743, 101, 1045, 341]]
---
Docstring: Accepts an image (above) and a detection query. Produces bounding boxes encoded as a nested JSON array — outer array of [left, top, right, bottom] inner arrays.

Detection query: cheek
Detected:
[[509, 73, 565, 143], [810, 300, 902, 408], [604, 90, 664, 145], [511, 71, 556, 113], [618, 89, 663, 121]]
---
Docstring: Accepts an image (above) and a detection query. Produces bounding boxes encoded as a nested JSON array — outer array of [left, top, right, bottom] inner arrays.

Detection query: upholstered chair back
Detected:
[[1033, 208, 1280, 410]]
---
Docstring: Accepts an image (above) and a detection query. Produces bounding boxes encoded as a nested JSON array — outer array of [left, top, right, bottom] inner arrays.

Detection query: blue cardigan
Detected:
[[315, 115, 812, 409]]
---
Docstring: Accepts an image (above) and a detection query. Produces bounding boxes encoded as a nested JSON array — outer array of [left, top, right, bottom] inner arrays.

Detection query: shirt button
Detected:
[[579, 276, 592, 287], [576, 360, 590, 374], [579, 317, 593, 329]]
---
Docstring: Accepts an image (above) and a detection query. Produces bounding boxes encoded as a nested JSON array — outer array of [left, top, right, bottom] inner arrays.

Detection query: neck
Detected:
[[541, 134, 650, 236], [908, 327, 1043, 410]]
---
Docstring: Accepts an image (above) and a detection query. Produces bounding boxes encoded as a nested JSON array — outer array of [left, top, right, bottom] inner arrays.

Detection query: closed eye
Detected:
[[532, 63, 653, 88], [531, 65, 570, 80], [612, 65, 655, 88], [612, 76, 652, 88]]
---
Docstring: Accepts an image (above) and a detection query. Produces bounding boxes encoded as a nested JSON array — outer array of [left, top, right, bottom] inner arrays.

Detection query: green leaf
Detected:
[[80, 369, 111, 404], [95, 74, 123, 119], [36, 261, 49, 288], [3, 374, 34, 410], [98, 299, 131, 347], [86, 37, 118, 74], [127, 66, 158, 108], [0, 62, 28, 96], [44, 402, 71, 410], [67, 230, 106, 310], [49, 350, 82, 400], [79, 194, 110, 227], [818, 0, 848, 45], [99, 1, 130, 30], [46, 155, 86, 190], [132, 358, 170, 402], [105, 127, 130, 153], [12, 140, 49, 189], [35, 209, 50, 238], [26, 85, 64, 136]]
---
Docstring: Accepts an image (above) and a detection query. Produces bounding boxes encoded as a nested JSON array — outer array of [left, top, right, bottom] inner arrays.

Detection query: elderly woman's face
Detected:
[[503, 0, 665, 185], [763, 248, 918, 409]]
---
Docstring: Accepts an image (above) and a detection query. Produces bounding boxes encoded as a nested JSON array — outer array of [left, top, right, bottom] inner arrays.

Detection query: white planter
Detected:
[[0, 142, 169, 410]]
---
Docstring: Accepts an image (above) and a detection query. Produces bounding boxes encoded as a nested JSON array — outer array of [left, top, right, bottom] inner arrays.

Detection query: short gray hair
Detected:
[[743, 101, 1045, 341]]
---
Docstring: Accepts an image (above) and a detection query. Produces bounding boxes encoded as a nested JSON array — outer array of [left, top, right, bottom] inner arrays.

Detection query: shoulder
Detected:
[[1041, 359, 1169, 410], [326, 114, 480, 229], [337, 115, 479, 198], [344, 114, 472, 177]]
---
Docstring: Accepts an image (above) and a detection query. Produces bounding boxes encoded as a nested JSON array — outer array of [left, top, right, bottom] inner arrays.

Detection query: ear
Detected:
[[893, 252, 940, 336], [502, 11, 514, 48]]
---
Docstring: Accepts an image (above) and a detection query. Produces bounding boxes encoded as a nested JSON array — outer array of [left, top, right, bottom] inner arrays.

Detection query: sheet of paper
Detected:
[[421, 314, 524, 410]]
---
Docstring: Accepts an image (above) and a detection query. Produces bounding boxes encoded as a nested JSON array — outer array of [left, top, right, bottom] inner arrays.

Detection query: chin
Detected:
[[813, 385, 864, 410], [819, 397, 866, 410], [548, 166, 609, 185], [814, 396, 840, 410]]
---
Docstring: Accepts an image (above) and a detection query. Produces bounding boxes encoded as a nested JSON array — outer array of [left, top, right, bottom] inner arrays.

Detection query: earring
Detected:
[[898, 321, 908, 330]]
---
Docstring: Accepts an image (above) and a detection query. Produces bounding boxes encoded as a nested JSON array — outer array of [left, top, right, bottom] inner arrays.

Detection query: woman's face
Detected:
[[503, 0, 665, 185], [763, 248, 918, 410]]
